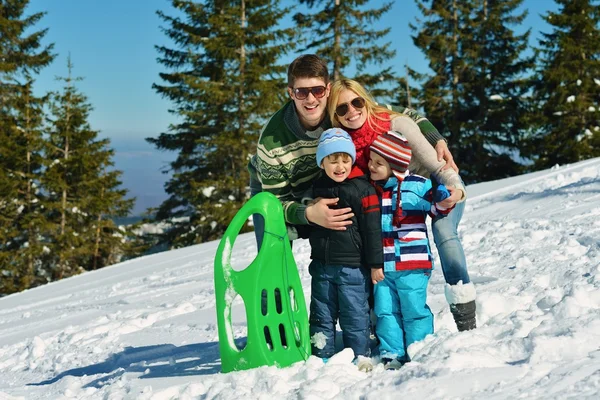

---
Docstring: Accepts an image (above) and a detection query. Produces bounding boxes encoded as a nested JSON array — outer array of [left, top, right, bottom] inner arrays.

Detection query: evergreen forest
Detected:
[[1, 0, 599, 295]]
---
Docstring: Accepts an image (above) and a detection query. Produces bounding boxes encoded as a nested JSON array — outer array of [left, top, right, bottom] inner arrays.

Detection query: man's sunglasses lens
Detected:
[[335, 97, 366, 116], [294, 86, 326, 100]]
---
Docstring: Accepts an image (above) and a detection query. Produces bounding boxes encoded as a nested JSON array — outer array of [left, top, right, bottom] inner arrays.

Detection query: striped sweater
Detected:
[[248, 101, 445, 225], [375, 175, 452, 272]]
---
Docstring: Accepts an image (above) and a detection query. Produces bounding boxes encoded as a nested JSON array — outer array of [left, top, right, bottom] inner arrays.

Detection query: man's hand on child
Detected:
[[438, 187, 462, 208], [371, 268, 384, 285], [306, 197, 353, 230]]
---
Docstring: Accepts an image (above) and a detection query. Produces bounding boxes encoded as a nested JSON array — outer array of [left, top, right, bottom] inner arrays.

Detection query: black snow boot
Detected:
[[450, 300, 477, 332]]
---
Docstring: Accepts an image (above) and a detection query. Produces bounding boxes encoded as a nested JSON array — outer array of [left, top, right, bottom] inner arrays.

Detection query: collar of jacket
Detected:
[[283, 101, 331, 141], [373, 176, 399, 190]]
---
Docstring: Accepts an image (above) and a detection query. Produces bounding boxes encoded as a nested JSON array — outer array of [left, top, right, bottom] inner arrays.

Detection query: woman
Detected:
[[327, 79, 477, 332]]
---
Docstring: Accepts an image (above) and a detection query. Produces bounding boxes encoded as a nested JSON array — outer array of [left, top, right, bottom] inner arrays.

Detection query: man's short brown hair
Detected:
[[287, 54, 329, 87]]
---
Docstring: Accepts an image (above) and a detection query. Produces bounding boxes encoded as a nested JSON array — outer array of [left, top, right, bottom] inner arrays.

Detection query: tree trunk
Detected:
[[24, 86, 34, 282], [333, 0, 342, 81]]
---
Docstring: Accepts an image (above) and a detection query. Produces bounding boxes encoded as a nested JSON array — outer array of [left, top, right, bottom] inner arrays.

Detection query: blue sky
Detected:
[[26, 0, 557, 143], [24, 0, 558, 214]]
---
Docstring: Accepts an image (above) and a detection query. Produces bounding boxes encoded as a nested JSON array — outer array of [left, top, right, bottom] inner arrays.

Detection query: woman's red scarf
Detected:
[[345, 113, 391, 174], [346, 114, 403, 226]]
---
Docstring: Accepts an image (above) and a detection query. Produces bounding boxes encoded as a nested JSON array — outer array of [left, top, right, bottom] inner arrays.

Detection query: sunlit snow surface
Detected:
[[1, 158, 600, 399]]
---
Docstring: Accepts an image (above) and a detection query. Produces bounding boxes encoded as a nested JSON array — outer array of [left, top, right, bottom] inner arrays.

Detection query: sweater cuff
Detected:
[[295, 204, 309, 225], [283, 201, 310, 225], [423, 130, 446, 147]]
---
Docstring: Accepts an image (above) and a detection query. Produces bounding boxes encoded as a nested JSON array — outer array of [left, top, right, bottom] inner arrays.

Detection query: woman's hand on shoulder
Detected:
[[435, 140, 459, 173], [437, 186, 463, 208]]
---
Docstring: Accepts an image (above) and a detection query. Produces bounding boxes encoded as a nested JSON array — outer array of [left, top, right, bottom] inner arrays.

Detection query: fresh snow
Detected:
[[1, 158, 600, 399]]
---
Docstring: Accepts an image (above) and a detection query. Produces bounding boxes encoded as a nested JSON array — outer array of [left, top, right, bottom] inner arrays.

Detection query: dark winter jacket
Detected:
[[307, 172, 383, 268]]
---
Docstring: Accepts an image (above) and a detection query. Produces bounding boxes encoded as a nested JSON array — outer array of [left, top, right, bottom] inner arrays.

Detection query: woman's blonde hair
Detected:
[[328, 79, 405, 134]]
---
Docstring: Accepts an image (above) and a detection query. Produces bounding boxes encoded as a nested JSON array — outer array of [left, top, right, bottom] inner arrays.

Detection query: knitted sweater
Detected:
[[375, 174, 452, 272], [347, 108, 466, 200], [390, 116, 466, 200], [248, 102, 446, 225], [248, 101, 331, 224]]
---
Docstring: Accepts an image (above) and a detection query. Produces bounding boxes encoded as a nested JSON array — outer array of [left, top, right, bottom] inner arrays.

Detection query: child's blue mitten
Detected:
[[434, 184, 451, 203]]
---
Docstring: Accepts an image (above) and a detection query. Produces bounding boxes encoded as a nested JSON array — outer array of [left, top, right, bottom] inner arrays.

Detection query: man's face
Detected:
[[287, 77, 330, 129]]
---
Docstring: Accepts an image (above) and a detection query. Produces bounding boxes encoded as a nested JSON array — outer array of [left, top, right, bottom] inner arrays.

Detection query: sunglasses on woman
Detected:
[[335, 97, 366, 117], [291, 86, 327, 100]]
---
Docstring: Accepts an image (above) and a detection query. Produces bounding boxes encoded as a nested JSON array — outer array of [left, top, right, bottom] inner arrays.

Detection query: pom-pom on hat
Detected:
[[369, 131, 412, 180], [316, 128, 356, 167]]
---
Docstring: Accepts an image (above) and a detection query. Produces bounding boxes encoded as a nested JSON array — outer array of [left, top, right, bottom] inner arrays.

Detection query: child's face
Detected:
[[322, 154, 352, 182], [368, 151, 392, 181]]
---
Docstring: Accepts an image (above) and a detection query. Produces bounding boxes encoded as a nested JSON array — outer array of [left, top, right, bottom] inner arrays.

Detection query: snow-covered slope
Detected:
[[2, 158, 600, 399]]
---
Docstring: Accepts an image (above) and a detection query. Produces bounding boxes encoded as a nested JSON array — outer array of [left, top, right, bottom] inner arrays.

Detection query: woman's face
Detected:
[[335, 88, 367, 130]]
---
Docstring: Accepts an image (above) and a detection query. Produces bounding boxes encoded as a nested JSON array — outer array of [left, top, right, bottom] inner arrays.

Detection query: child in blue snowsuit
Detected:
[[306, 128, 383, 360], [368, 130, 453, 366]]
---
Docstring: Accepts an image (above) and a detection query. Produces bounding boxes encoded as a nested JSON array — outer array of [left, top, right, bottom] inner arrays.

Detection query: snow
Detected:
[[310, 332, 328, 350], [489, 94, 503, 101], [567, 95, 576, 103], [2, 158, 600, 399], [202, 186, 216, 198]]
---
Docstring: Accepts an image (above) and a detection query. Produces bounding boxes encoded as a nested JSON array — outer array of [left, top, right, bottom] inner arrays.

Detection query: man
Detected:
[[248, 54, 475, 331], [248, 54, 352, 248]]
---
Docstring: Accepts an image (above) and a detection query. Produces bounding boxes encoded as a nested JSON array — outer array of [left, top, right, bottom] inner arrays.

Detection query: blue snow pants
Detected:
[[374, 269, 433, 360], [308, 260, 371, 359]]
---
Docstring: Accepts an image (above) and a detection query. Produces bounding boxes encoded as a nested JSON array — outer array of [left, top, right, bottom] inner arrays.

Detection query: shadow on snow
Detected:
[[29, 341, 223, 387]]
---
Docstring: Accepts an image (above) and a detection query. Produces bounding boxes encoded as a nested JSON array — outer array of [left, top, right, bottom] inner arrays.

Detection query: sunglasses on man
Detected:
[[335, 97, 366, 117], [291, 86, 327, 100]]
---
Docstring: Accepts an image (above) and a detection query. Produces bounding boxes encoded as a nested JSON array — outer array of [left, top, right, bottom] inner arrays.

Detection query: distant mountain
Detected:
[[109, 136, 176, 216]]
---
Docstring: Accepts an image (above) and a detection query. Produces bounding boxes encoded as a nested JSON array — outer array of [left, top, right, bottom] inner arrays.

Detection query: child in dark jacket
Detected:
[[306, 128, 383, 360], [368, 130, 453, 368]]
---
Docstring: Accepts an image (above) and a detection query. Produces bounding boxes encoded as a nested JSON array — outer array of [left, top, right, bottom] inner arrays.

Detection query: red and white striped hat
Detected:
[[369, 131, 412, 180]]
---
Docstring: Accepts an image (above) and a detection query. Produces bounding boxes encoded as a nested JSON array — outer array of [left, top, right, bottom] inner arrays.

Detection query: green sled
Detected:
[[214, 192, 311, 373]]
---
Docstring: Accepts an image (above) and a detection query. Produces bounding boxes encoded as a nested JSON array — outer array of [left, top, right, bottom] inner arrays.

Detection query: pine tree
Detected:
[[293, 0, 396, 100], [524, 0, 600, 169], [467, 0, 534, 181], [85, 167, 137, 270], [0, 81, 51, 293], [411, 0, 533, 183], [390, 68, 416, 109], [149, 0, 295, 247], [43, 60, 135, 278], [0, 0, 54, 121], [0, 0, 55, 295]]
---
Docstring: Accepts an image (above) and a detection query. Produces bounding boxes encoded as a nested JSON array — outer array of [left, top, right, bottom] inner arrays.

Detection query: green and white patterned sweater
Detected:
[[248, 101, 444, 225]]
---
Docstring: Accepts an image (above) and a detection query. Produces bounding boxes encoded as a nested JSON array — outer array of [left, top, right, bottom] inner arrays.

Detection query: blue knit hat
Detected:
[[316, 128, 356, 167]]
